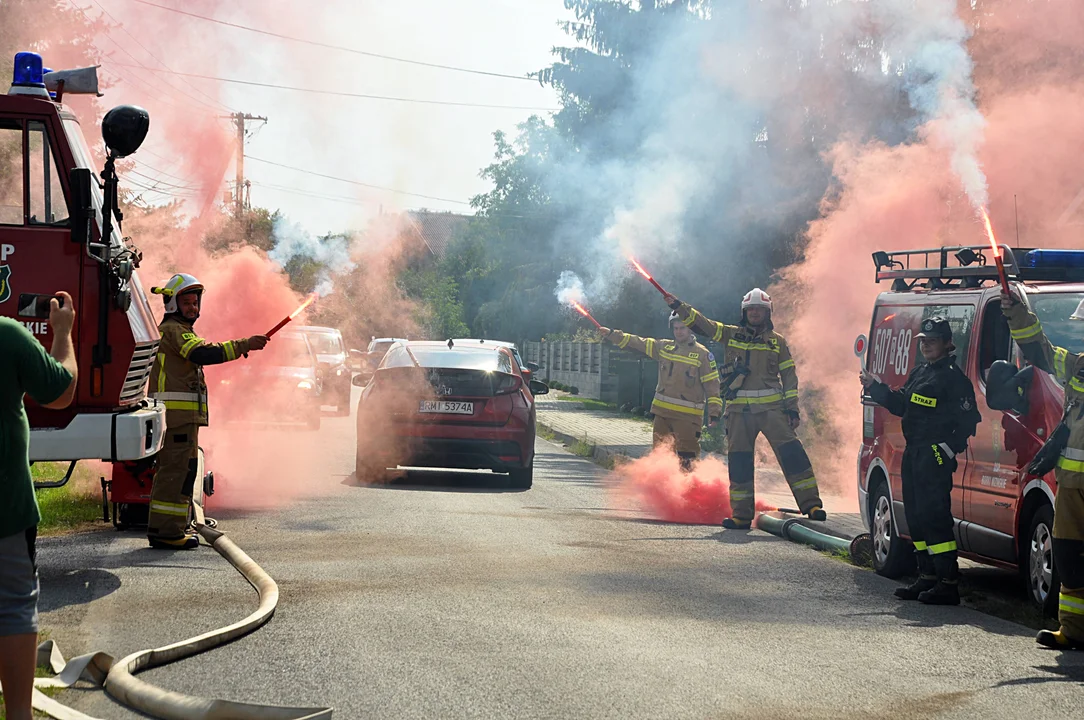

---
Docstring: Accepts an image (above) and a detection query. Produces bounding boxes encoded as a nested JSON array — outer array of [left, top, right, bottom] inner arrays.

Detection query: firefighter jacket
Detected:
[[868, 354, 981, 455], [674, 302, 799, 416], [150, 315, 252, 427], [605, 331, 723, 422], [1005, 301, 1084, 489]]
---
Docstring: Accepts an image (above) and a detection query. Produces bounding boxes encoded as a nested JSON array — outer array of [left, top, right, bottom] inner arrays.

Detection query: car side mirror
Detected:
[[351, 375, 368, 387], [985, 361, 1032, 415], [69, 167, 93, 244], [526, 362, 540, 372], [529, 379, 549, 396]]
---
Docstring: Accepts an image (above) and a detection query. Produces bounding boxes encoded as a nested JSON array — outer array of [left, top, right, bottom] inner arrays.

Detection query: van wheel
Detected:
[[1025, 503, 1060, 618], [870, 480, 914, 578]]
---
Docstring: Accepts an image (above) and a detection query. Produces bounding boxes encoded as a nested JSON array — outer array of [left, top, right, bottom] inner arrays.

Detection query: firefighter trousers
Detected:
[[1052, 486, 1084, 642], [901, 443, 958, 581], [724, 409, 821, 522], [147, 423, 199, 540], [652, 414, 702, 471]]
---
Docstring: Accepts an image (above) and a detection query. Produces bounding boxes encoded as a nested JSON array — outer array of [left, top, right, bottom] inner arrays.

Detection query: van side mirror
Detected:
[[69, 168, 93, 244], [985, 361, 1032, 415], [351, 375, 368, 388], [526, 362, 540, 372], [529, 380, 549, 396]]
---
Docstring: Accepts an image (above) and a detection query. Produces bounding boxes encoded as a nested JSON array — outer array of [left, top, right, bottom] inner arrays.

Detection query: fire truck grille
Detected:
[[120, 341, 159, 405]]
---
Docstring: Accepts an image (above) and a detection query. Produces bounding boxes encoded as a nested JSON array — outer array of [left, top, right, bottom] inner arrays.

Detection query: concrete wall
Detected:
[[521, 341, 657, 405]]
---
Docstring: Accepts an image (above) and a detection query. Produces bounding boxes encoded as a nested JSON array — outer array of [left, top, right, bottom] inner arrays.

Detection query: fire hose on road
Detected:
[[756, 512, 873, 565], [24, 451, 333, 720]]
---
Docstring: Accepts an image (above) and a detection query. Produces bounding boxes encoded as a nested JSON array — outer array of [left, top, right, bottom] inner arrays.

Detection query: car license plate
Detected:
[[418, 400, 474, 415]]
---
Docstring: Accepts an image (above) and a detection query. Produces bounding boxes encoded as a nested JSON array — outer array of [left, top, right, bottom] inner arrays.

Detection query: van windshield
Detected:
[[306, 332, 342, 354], [1030, 292, 1084, 356]]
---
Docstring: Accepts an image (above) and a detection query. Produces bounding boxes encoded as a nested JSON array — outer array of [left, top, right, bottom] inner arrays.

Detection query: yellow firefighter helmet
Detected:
[[151, 273, 203, 314]]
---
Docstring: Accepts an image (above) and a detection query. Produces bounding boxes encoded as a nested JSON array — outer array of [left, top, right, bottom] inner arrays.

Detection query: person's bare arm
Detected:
[[41, 291, 78, 409]]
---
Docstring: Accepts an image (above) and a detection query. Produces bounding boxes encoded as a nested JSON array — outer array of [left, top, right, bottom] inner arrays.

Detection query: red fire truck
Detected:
[[859, 244, 1084, 615], [2, 51, 167, 514]]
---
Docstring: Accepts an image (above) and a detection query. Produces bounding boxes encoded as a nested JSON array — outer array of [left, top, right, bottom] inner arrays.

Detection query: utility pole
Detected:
[[220, 112, 266, 218]]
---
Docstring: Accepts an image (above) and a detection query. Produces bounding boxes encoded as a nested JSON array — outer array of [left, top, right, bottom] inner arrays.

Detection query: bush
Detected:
[[620, 403, 633, 413], [569, 386, 580, 395], [630, 406, 644, 415]]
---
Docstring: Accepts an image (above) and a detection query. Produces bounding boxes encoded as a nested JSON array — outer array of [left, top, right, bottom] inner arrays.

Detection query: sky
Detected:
[[90, 0, 574, 234]]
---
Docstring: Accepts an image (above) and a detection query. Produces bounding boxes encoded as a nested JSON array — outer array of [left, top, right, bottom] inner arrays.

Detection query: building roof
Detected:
[[406, 210, 471, 258]]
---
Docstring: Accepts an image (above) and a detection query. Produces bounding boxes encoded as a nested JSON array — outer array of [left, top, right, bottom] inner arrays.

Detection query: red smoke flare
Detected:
[[572, 302, 603, 330], [266, 292, 318, 337], [628, 257, 668, 296], [980, 206, 1011, 294]]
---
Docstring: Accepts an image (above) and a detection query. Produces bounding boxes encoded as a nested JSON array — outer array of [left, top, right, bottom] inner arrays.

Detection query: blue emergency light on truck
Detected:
[[1020, 249, 1084, 272]]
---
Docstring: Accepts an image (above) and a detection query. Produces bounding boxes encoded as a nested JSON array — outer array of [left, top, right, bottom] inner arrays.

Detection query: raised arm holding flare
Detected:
[[1003, 287, 1084, 650], [146, 273, 268, 549], [663, 289, 825, 528], [599, 310, 722, 471]]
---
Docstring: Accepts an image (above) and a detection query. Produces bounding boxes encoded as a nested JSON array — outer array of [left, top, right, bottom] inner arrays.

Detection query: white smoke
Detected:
[[268, 216, 356, 297], [554, 270, 586, 306], [875, 0, 988, 208]]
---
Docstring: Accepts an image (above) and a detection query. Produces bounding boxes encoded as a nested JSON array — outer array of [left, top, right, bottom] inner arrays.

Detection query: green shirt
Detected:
[[1, 318, 73, 538]]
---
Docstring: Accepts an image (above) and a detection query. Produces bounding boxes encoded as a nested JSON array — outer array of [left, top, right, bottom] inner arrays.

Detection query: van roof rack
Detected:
[[873, 245, 1084, 290]]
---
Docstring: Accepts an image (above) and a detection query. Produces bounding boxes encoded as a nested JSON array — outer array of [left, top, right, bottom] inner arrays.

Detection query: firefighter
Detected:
[[146, 273, 268, 549], [666, 289, 825, 528], [860, 317, 980, 605], [1002, 289, 1084, 649], [598, 311, 722, 470]]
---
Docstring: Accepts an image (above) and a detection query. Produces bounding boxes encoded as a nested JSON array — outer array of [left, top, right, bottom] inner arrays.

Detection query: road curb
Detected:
[[537, 420, 631, 469]]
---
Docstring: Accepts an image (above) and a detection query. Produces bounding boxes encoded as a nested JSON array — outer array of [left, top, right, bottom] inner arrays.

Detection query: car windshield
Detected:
[[383, 346, 513, 373], [1030, 292, 1084, 356], [371, 341, 395, 354], [307, 332, 342, 354], [269, 336, 314, 367]]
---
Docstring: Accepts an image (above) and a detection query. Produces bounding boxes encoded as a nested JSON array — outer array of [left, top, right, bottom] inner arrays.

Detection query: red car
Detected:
[[354, 340, 549, 488]]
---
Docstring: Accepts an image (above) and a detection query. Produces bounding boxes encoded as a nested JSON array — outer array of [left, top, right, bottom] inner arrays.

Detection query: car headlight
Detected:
[[297, 380, 314, 390]]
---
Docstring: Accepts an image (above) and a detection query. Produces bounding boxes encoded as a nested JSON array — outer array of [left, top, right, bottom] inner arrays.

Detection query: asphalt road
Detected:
[[38, 392, 1084, 719]]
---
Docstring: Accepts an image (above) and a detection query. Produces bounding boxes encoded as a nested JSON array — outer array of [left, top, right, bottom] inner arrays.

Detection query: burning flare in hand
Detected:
[[572, 299, 607, 329], [628, 257, 668, 296], [980, 207, 1011, 295], [267, 292, 319, 337]]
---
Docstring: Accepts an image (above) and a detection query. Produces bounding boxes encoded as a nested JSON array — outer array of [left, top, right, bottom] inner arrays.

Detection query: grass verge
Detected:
[[32, 462, 104, 536]]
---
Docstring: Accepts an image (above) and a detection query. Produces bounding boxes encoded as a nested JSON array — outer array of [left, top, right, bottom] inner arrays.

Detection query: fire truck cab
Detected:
[[858, 245, 1084, 616], [2, 52, 164, 475]]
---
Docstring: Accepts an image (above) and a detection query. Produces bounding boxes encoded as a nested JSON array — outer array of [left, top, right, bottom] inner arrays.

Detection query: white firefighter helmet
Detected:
[[1071, 297, 1084, 321], [151, 273, 203, 314], [669, 310, 682, 327], [741, 288, 773, 313]]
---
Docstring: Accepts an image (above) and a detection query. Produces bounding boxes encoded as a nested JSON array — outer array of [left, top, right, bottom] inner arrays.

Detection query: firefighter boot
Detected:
[[722, 518, 752, 530], [895, 551, 937, 601], [919, 552, 960, 605], [1036, 629, 1084, 651], [677, 452, 696, 473], [149, 533, 199, 550], [806, 506, 827, 521]]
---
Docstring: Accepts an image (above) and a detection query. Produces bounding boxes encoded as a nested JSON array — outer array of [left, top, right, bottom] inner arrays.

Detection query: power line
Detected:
[[125, 0, 538, 82], [246, 156, 471, 206], [109, 63, 557, 110], [89, 0, 234, 113], [74, 3, 225, 114], [125, 168, 200, 191]]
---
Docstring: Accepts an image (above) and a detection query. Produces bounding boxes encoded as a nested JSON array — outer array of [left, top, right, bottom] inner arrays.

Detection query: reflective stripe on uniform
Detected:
[[728, 339, 780, 353], [730, 393, 784, 405], [1058, 451, 1084, 473], [659, 350, 700, 366], [163, 400, 203, 411], [707, 397, 724, 407], [150, 501, 189, 517], [910, 393, 937, 407], [700, 371, 720, 382], [779, 359, 795, 370], [645, 339, 656, 356], [1070, 376, 1084, 394], [938, 443, 956, 459], [179, 336, 203, 358], [157, 353, 167, 393], [927, 540, 957, 555], [713, 324, 725, 342], [1054, 347, 1068, 382], [791, 476, 818, 491], [652, 393, 705, 416], [784, 389, 798, 400], [913, 540, 928, 551], [1063, 448, 1084, 461], [730, 489, 753, 500], [736, 388, 780, 398], [223, 340, 237, 361], [683, 309, 699, 328], [1010, 321, 1043, 341], [618, 334, 631, 349], [153, 391, 201, 402], [1060, 593, 1084, 616]]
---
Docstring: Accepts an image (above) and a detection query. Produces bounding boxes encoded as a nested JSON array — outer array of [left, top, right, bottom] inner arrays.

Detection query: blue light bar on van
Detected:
[[12, 52, 45, 88], [1020, 249, 1084, 270]]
